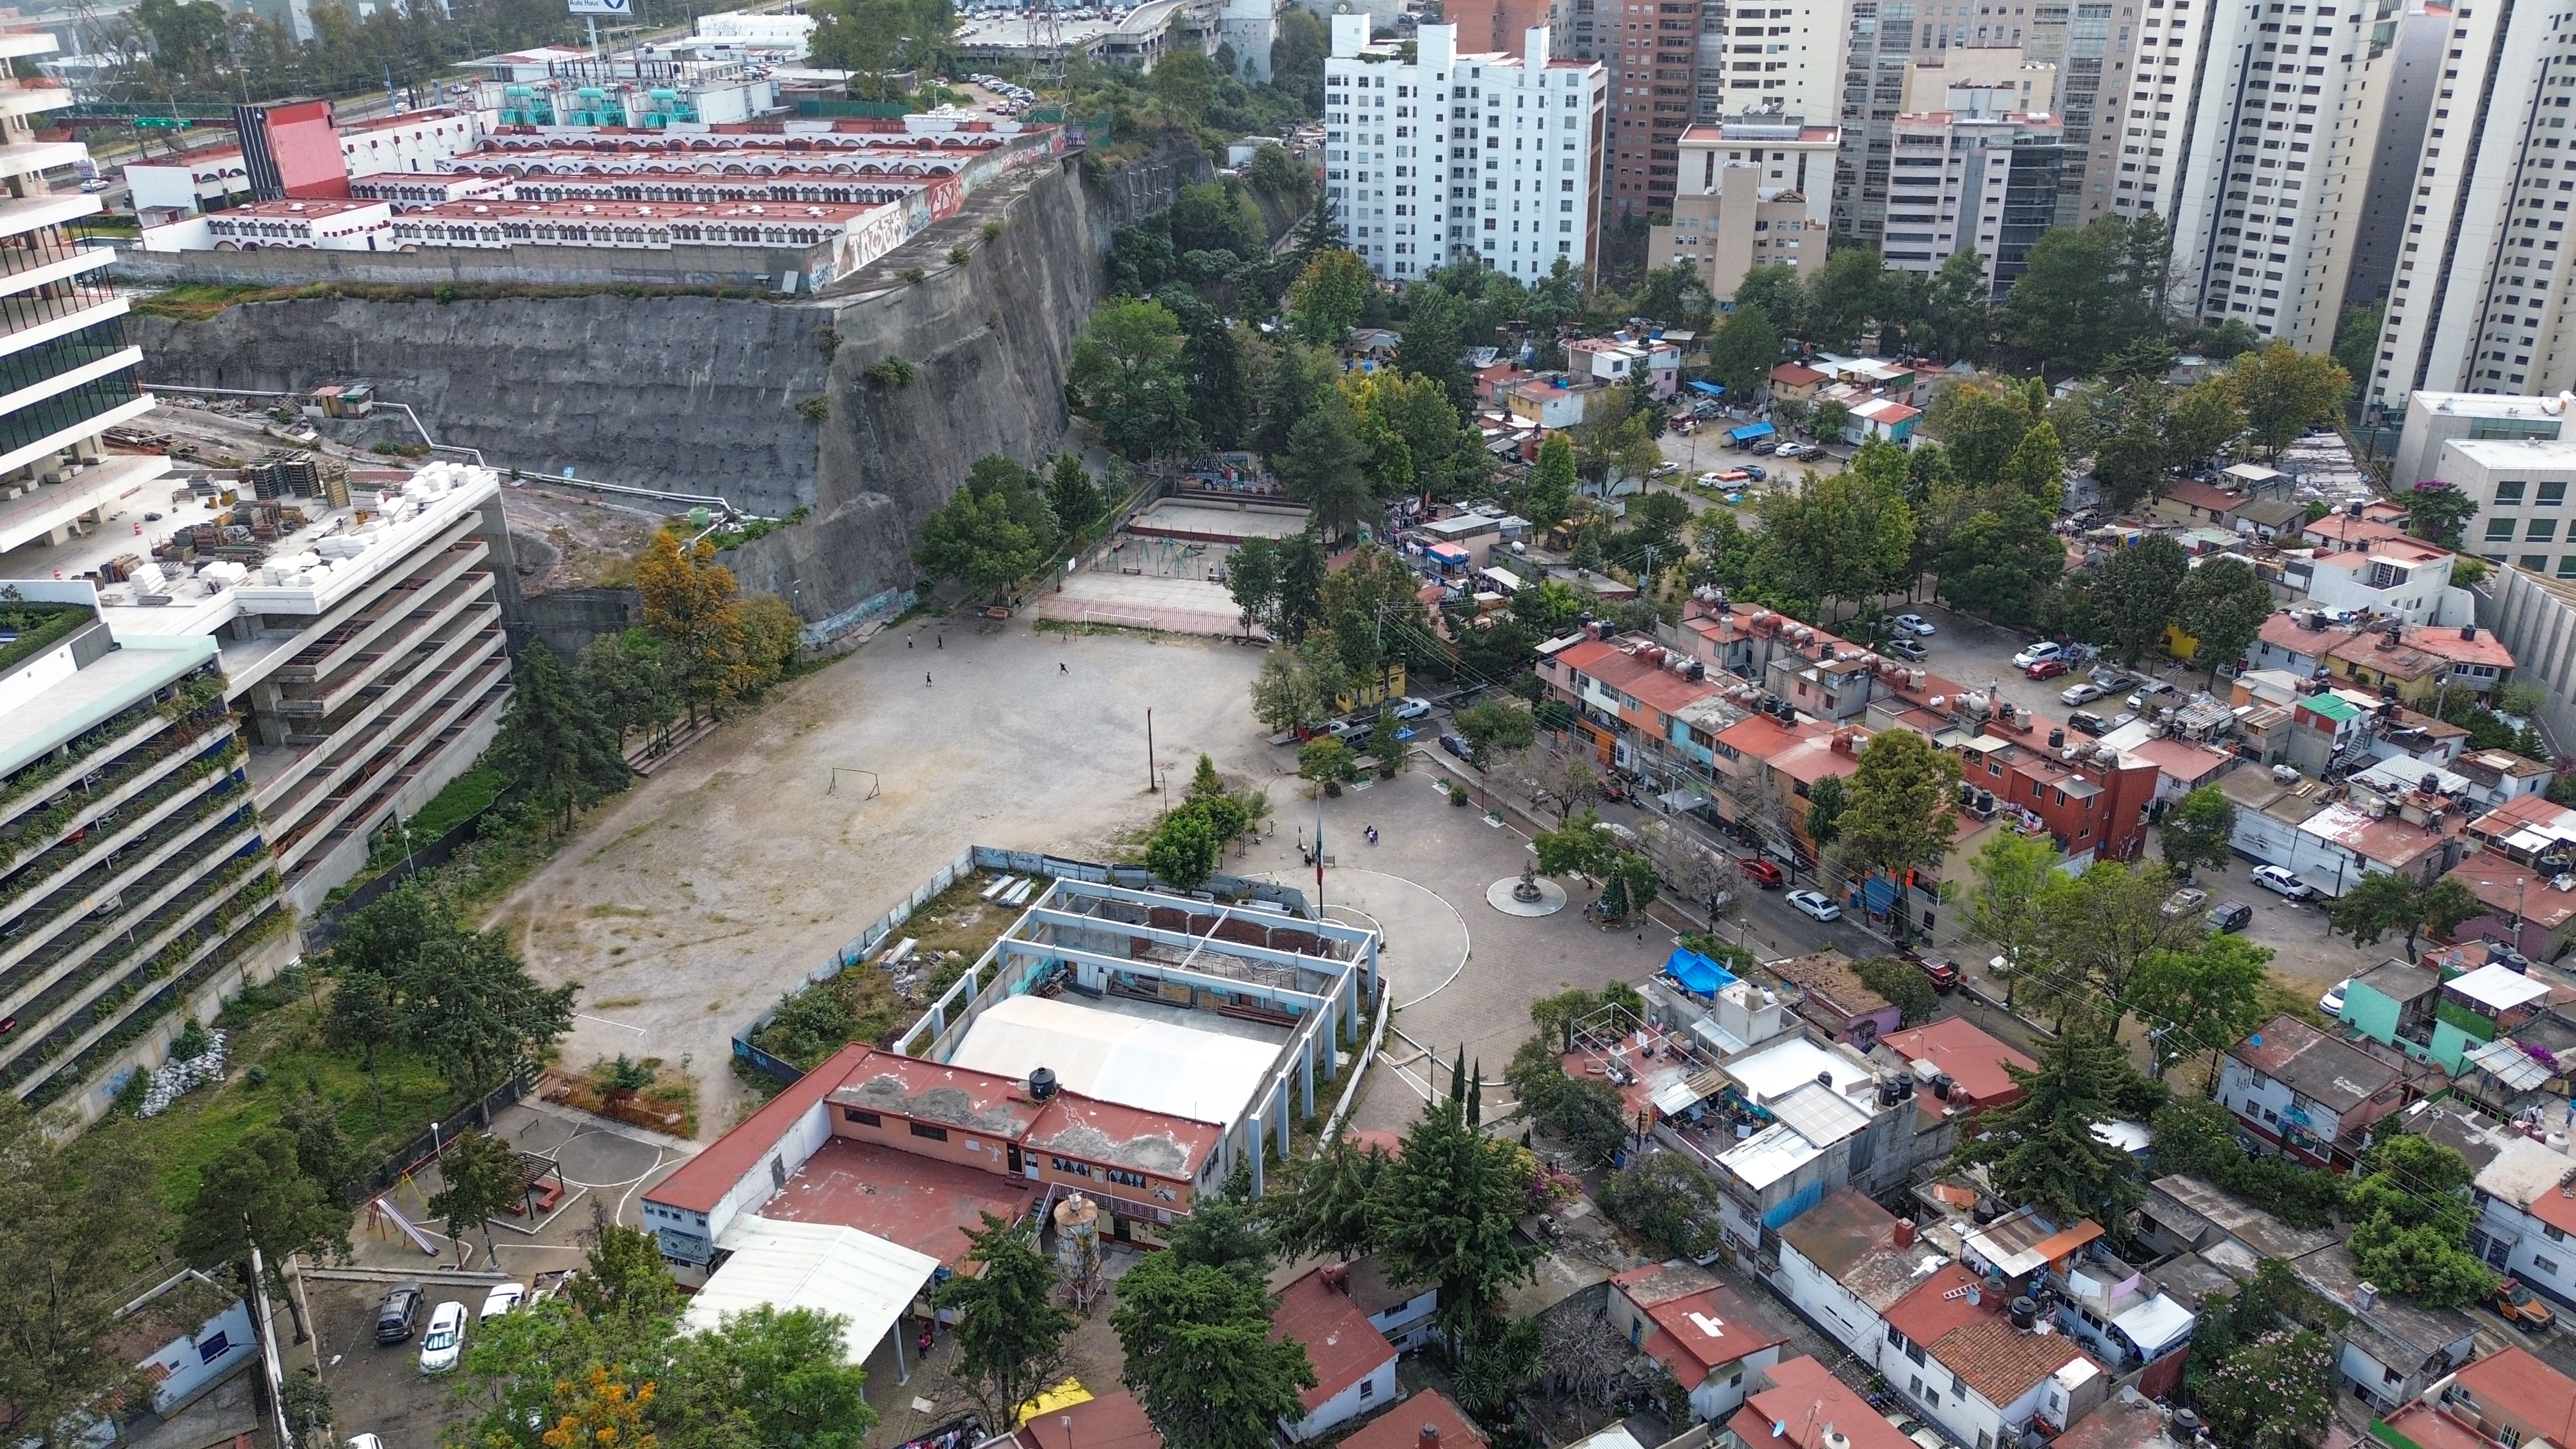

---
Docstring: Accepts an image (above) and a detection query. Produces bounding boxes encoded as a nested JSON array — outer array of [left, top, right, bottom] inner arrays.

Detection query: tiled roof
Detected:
[[1927, 1316, 2099, 1406], [1880, 1018, 2036, 1108], [2449, 1347, 2576, 1448], [1273, 1269, 1397, 1412], [1637, 1282, 1789, 1379], [1883, 1263, 1989, 1345], [1731, 1358, 1919, 1449], [2164, 481, 2247, 513], [1018, 1391, 1161, 1449], [1337, 1391, 1488, 1449]]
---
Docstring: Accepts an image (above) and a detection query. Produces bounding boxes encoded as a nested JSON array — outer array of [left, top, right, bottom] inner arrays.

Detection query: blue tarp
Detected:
[[1663, 947, 1738, 996], [1688, 380, 1727, 397], [1728, 422, 1776, 442], [1857, 875, 1898, 915]]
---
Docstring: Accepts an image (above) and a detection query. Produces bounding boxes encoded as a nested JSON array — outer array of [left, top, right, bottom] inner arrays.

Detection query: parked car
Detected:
[[1742, 465, 1768, 482], [2161, 887, 2210, 918], [1652, 461, 1681, 476], [2061, 682, 2109, 706], [1391, 696, 1433, 720], [2012, 641, 2065, 669], [349, 1435, 387, 1449], [1697, 471, 1725, 486], [2207, 900, 2253, 933], [1438, 732, 1472, 761], [2489, 1277, 2560, 1333], [2024, 658, 2072, 681], [1888, 637, 1928, 661], [2067, 711, 2110, 736], [418, 1302, 467, 1375], [2252, 864, 2315, 900], [480, 1283, 526, 1320], [1892, 614, 1937, 637], [1776, 442, 1815, 460], [1787, 888, 1842, 922], [1323, 716, 1369, 742], [2127, 684, 2175, 711], [1739, 857, 1785, 889], [1751, 440, 1780, 456], [1908, 953, 1961, 990], [2318, 975, 2353, 1015], [375, 1283, 425, 1344]]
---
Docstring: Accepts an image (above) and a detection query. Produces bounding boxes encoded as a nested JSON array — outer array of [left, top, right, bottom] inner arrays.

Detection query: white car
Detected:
[[1787, 889, 1842, 922], [1390, 697, 1433, 720], [2012, 641, 2065, 669], [2251, 865, 2315, 900], [418, 1301, 467, 1374], [2320, 978, 2352, 1016], [480, 1283, 526, 1320], [1776, 442, 1816, 460], [1892, 614, 1937, 637], [2061, 682, 2109, 706], [1697, 471, 1725, 486]]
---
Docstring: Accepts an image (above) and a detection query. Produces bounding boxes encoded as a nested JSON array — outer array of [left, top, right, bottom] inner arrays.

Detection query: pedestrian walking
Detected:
[[938, 635, 944, 649], [925, 672, 933, 687], [1059, 661, 1068, 673]]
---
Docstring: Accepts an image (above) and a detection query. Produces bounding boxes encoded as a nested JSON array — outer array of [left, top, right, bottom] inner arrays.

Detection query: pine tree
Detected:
[[489, 641, 627, 834], [934, 1211, 1078, 1428]]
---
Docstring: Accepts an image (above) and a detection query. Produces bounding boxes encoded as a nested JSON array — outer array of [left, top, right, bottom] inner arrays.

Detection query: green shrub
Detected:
[[865, 356, 917, 388], [901, 266, 926, 283], [981, 219, 1006, 240], [948, 245, 971, 265], [794, 395, 830, 422]]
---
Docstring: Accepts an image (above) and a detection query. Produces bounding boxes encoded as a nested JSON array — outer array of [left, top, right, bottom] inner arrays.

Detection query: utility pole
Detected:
[[1145, 707, 1156, 793]]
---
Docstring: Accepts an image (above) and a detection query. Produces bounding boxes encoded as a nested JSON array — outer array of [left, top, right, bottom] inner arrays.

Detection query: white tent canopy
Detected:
[[688, 1218, 938, 1364], [949, 992, 1276, 1125]]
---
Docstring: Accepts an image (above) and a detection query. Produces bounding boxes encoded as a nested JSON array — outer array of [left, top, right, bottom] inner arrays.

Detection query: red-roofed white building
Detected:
[[2295, 539, 2459, 626], [1731, 1358, 1920, 1449], [1609, 1263, 1789, 1421], [1274, 1268, 1400, 1440]]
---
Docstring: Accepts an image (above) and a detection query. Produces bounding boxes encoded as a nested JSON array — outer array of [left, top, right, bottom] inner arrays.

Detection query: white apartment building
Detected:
[[2420, 436, 2576, 574], [2390, 388, 2575, 487], [1881, 83, 2069, 292], [2361, 0, 2576, 414], [1324, 16, 1608, 282], [2150, 0, 2399, 353], [1646, 115, 1839, 300]]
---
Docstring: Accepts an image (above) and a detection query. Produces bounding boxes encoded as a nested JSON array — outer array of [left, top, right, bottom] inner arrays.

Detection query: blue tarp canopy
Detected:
[[1857, 875, 1897, 915], [1727, 422, 1776, 442], [1663, 947, 1738, 996], [1688, 380, 1727, 397]]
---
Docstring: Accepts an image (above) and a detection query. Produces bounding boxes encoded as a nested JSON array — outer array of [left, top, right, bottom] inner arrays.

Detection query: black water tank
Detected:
[[1029, 1067, 1058, 1101], [2175, 1411, 2204, 1439], [1933, 1072, 1955, 1101], [2008, 1296, 2037, 1332]]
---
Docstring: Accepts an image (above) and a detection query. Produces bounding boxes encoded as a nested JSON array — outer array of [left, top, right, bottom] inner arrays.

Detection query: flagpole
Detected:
[[1314, 781, 1325, 917]]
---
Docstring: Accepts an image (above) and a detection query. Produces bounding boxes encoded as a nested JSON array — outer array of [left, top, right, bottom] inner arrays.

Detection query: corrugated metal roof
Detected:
[[688, 1218, 939, 1363]]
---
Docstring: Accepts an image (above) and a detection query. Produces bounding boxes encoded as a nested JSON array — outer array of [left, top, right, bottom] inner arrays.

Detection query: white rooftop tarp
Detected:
[[949, 992, 1276, 1125], [2113, 1294, 2197, 1359], [2449, 964, 2552, 1013], [689, 1218, 937, 1364]]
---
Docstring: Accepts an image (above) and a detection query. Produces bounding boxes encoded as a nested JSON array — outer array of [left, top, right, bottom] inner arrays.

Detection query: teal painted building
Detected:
[[2336, 957, 2442, 1063]]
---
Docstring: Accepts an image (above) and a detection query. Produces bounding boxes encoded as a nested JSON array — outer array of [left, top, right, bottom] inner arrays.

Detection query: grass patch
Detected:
[[410, 763, 503, 839], [74, 965, 489, 1211], [585, 903, 652, 920]]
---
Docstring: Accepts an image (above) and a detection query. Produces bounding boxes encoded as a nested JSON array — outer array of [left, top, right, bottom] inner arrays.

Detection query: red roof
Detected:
[[2448, 1345, 2576, 1446], [1337, 1391, 1488, 1449], [1771, 364, 1827, 386], [1883, 1263, 1992, 1346], [1731, 1357, 1919, 1449], [1273, 1269, 1398, 1412], [2402, 625, 2516, 670], [1714, 711, 1818, 762], [1637, 1283, 1789, 1380], [1929, 1316, 2099, 1406], [2258, 613, 2365, 656], [651, 1041, 874, 1212], [1879, 1018, 2037, 1109], [1554, 638, 1726, 716], [1018, 1391, 1162, 1449], [2306, 515, 2410, 548], [2125, 737, 2235, 787]]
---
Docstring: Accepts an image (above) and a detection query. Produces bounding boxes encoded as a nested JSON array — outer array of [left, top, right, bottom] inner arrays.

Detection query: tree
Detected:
[[1999, 214, 2167, 375], [1948, 1024, 2153, 1221], [2128, 933, 2273, 1080], [2176, 555, 2273, 681], [1803, 772, 1848, 853], [1924, 378, 2035, 490], [0, 1100, 179, 1449], [490, 641, 627, 834], [1112, 1252, 1316, 1449], [1507, 1037, 1633, 1163], [1252, 636, 1340, 734], [1922, 247, 1993, 362], [2226, 342, 2350, 457], [1047, 452, 1106, 531], [933, 1212, 1076, 1429], [1372, 1092, 1539, 1341], [917, 456, 1060, 601], [2095, 535, 2189, 666], [1146, 807, 1223, 890], [2166, 377, 2247, 468], [1286, 249, 1373, 346], [1833, 730, 1964, 889], [2091, 386, 2171, 514], [2346, 1134, 2492, 1306], [2195, 1329, 2339, 1449], [428, 1128, 528, 1269], [1598, 1155, 1724, 1259], [1967, 832, 2063, 1009], [179, 1127, 351, 1342], [1069, 298, 1199, 462], [578, 631, 680, 754], [568, 1225, 682, 1329], [2160, 784, 2238, 880], [1168, 1191, 1276, 1282], [664, 1305, 878, 1449], [2028, 860, 2206, 1033], [1148, 44, 1217, 119], [1261, 1132, 1387, 1262], [1705, 304, 1779, 400], [1523, 432, 1578, 532], [2407, 480, 2481, 550], [399, 926, 578, 1100], [635, 528, 749, 723], [1274, 387, 1371, 541], [1733, 264, 1807, 335], [1451, 698, 1536, 777], [2325, 874, 2485, 960], [1850, 955, 1939, 1025], [1810, 397, 1851, 443], [1533, 812, 1620, 882]]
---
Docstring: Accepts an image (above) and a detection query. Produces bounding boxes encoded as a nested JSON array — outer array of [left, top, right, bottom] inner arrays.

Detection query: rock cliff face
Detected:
[[131, 150, 1203, 629]]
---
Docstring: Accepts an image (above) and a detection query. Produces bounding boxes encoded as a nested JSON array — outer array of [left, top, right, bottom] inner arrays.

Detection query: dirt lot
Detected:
[[494, 618, 1270, 1137]]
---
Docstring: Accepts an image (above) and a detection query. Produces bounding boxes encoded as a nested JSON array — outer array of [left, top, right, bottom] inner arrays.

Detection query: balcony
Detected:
[[0, 191, 93, 239], [0, 451, 165, 556]]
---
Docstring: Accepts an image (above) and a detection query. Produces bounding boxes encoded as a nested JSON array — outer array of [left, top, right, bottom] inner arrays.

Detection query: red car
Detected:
[[1739, 857, 1785, 889], [1907, 953, 1961, 990], [2024, 658, 2072, 680]]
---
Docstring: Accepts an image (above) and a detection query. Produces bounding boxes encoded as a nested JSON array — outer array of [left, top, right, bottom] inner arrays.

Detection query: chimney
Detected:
[[2462, 625, 2479, 641], [2357, 1282, 2380, 1312], [1419, 1426, 1442, 1449], [1893, 1218, 1917, 1248]]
